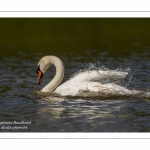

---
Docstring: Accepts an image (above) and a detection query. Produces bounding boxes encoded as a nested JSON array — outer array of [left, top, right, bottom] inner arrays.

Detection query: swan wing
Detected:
[[55, 81, 132, 96], [71, 70, 128, 83], [87, 82, 133, 94]]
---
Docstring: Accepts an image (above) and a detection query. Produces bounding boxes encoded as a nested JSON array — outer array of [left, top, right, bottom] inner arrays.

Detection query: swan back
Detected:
[[54, 69, 129, 96]]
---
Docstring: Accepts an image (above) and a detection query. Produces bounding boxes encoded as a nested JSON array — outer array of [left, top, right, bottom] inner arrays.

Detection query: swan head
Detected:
[[36, 65, 44, 85], [36, 56, 52, 85]]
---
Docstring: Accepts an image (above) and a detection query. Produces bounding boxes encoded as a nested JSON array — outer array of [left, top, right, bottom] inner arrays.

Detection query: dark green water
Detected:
[[0, 18, 150, 132]]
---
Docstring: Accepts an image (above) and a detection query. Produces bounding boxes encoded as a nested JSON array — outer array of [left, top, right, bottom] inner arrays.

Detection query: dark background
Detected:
[[0, 18, 150, 56]]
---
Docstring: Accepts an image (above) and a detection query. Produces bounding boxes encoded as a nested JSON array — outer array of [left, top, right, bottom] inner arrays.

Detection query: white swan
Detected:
[[36, 55, 135, 96]]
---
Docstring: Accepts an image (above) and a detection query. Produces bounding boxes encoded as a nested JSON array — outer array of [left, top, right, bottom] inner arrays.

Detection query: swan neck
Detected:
[[41, 56, 64, 92]]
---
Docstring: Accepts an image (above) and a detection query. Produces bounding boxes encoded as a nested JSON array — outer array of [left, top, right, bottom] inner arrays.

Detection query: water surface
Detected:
[[0, 18, 150, 132]]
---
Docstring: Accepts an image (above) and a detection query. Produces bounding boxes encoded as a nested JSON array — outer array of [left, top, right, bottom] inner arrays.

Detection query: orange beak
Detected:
[[37, 70, 43, 85]]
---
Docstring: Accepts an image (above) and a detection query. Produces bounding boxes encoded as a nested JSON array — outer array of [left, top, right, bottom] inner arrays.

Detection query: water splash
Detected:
[[68, 62, 150, 99], [70, 61, 132, 87]]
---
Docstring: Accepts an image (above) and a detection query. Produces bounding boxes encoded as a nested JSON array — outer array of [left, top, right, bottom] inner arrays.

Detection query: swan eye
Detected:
[[37, 65, 43, 85], [36, 65, 40, 74]]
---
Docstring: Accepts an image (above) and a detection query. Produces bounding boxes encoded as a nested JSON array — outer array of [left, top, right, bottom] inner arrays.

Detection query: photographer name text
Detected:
[[0, 121, 31, 130]]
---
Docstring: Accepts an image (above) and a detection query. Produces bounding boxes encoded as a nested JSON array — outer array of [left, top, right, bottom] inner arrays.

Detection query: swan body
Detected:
[[36, 56, 133, 96]]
